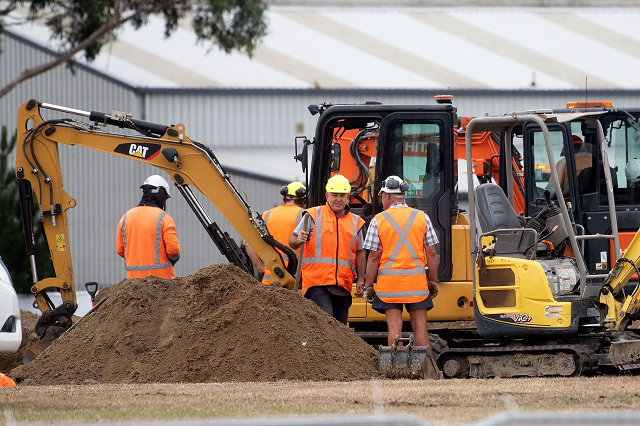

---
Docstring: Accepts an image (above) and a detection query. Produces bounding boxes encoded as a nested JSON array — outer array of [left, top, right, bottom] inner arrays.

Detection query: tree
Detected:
[[0, 126, 54, 293], [0, 0, 268, 99]]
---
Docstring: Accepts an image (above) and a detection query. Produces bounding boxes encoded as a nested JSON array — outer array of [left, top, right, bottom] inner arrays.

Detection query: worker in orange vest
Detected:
[[289, 174, 365, 325], [117, 175, 180, 279], [360, 175, 440, 378], [244, 182, 306, 284]]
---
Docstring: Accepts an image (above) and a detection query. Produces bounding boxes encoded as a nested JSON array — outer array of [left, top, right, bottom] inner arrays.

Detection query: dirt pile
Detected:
[[10, 265, 379, 384], [0, 310, 40, 374]]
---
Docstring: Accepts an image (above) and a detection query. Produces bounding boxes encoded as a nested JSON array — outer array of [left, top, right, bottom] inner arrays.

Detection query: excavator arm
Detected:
[[601, 228, 640, 331], [16, 100, 295, 358]]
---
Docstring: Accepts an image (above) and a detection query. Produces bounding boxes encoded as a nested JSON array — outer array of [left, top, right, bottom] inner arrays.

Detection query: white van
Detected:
[[0, 257, 21, 352]]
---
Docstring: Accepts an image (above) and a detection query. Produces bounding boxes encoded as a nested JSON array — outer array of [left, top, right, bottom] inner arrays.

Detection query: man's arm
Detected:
[[243, 241, 265, 274], [116, 219, 125, 258], [365, 250, 381, 289], [163, 216, 181, 264], [355, 249, 365, 291], [425, 244, 438, 282]]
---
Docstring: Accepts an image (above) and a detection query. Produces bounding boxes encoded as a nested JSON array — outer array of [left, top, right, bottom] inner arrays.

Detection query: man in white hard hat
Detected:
[[359, 175, 440, 378], [117, 175, 181, 279]]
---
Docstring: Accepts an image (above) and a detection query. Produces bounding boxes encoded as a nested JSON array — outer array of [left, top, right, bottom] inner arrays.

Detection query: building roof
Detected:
[[7, 7, 640, 90]]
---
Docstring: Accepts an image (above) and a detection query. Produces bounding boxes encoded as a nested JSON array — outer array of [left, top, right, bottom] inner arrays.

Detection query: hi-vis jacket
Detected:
[[375, 207, 429, 303], [301, 203, 364, 294], [261, 204, 303, 285], [117, 206, 180, 279]]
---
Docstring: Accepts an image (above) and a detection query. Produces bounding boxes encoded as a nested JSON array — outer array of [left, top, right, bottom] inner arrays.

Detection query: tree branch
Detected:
[[0, 2, 154, 100]]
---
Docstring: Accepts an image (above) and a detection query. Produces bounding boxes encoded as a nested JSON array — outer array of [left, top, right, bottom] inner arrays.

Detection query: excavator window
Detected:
[[600, 117, 640, 206]]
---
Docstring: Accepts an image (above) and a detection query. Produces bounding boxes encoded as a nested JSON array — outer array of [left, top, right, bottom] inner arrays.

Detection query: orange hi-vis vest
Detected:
[[301, 203, 364, 294], [261, 204, 303, 285], [375, 207, 429, 303], [117, 206, 180, 279]]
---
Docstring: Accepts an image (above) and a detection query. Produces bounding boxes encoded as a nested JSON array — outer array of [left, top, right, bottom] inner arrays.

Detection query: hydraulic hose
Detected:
[[262, 234, 298, 277]]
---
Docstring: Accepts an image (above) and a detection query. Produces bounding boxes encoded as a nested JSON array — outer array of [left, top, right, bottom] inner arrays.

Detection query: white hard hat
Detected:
[[379, 175, 409, 194], [626, 159, 640, 186], [142, 175, 171, 198]]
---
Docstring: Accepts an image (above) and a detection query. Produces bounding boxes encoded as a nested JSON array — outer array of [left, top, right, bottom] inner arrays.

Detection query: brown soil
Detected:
[[0, 310, 40, 374], [9, 264, 379, 385]]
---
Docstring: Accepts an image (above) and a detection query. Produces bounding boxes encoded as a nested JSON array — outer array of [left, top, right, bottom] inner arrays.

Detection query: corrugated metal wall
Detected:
[[144, 89, 640, 148], [5, 30, 640, 289]]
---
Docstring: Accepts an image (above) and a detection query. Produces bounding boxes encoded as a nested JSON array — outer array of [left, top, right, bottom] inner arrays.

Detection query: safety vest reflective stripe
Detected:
[[378, 209, 421, 273], [123, 211, 172, 271], [378, 268, 425, 276], [376, 289, 430, 298]]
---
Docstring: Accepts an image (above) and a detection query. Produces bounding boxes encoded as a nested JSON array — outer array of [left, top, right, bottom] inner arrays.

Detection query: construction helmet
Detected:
[[280, 181, 307, 199], [325, 174, 351, 194], [626, 159, 640, 185], [379, 175, 409, 194], [142, 175, 171, 198]]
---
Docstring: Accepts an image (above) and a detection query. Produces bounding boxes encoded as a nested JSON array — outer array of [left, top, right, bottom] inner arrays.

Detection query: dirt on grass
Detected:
[[9, 264, 379, 385]]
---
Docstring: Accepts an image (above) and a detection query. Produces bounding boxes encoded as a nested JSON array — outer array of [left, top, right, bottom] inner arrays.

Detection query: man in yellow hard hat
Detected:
[[289, 174, 365, 324], [244, 182, 306, 284]]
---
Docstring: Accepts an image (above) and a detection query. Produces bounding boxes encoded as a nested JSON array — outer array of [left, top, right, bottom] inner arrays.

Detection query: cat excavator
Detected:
[[16, 99, 296, 362]]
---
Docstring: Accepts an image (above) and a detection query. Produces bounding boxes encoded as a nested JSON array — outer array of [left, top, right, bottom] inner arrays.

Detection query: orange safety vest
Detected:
[[261, 204, 304, 285], [116, 206, 180, 279], [0, 372, 15, 387], [375, 207, 429, 303], [301, 204, 364, 294]]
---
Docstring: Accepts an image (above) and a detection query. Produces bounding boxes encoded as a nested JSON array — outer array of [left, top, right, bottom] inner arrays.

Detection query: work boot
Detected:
[[423, 345, 442, 380]]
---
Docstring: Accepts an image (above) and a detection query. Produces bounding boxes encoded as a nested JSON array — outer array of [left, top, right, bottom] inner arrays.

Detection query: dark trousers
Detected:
[[305, 286, 351, 325]]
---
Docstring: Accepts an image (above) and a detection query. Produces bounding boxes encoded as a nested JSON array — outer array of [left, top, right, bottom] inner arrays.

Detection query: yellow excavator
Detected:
[[16, 99, 296, 362], [299, 99, 640, 377], [445, 111, 640, 377]]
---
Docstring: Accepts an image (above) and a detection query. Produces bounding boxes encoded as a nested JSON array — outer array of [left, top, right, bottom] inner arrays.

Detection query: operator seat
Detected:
[[476, 183, 521, 233]]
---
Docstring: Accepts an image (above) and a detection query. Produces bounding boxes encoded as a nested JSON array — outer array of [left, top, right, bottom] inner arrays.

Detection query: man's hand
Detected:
[[296, 231, 309, 245], [354, 282, 364, 297], [428, 280, 439, 299], [363, 286, 375, 304]]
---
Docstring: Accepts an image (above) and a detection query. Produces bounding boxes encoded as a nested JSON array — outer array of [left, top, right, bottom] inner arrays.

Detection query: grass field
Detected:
[[2, 376, 640, 425]]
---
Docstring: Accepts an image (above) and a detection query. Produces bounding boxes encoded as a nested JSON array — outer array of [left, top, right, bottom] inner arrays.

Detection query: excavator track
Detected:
[[433, 331, 631, 379]]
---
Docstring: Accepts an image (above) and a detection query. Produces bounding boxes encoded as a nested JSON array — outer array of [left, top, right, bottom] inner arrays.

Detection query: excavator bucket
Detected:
[[23, 325, 66, 364], [608, 333, 640, 371], [378, 335, 442, 380]]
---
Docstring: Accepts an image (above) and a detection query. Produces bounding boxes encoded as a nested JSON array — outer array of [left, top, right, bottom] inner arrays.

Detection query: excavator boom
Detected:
[[16, 100, 295, 360]]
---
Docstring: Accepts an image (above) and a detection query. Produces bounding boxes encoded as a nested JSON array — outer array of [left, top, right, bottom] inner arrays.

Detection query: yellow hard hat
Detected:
[[325, 174, 351, 194], [280, 181, 307, 198]]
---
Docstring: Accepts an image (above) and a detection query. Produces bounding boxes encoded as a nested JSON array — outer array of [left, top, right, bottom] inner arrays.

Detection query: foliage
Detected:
[[0, 0, 268, 98], [0, 126, 53, 293]]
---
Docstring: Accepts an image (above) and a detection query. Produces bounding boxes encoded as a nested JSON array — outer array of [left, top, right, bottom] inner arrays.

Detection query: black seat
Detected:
[[476, 183, 521, 233], [577, 167, 596, 194]]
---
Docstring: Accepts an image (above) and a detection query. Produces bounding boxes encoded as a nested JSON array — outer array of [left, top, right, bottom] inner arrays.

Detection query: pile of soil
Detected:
[[0, 310, 40, 374], [10, 265, 379, 384]]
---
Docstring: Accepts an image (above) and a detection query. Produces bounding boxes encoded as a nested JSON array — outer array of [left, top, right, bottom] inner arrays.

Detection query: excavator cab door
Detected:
[[375, 112, 455, 282]]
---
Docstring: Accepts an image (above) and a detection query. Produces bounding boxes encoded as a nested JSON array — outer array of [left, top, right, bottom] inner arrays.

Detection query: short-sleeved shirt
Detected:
[[363, 202, 438, 252]]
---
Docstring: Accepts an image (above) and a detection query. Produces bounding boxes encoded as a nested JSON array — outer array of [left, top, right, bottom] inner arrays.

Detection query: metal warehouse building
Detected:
[[3, 4, 640, 288]]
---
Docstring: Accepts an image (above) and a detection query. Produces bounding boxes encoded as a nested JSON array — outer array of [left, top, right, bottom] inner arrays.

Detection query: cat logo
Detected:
[[115, 142, 161, 160]]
